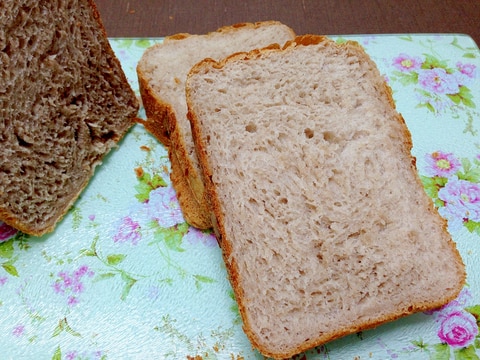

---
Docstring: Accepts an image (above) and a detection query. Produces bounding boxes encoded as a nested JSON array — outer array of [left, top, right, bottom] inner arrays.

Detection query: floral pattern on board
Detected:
[[410, 288, 480, 360], [389, 36, 479, 135], [52, 265, 95, 307], [421, 151, 480, 234], [392, 53, 476, 111], [1, 35, 479, 359]]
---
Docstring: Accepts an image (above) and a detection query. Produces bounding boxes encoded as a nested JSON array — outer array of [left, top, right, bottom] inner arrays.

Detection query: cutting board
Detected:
[[0, 34, 479, 360]]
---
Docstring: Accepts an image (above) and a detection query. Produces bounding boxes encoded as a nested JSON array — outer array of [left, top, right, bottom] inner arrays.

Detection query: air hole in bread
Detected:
[[245, 122, 257, 133], [304, 128, 314, 139], [322, 131, 336, 142], [279, 197, 288, 204], [16, 134, 32, 147]]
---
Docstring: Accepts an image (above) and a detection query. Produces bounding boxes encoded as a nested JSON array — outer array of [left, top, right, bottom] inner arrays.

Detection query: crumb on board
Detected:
[[140, 145, 151, 152], [134, 166, 144, 178]]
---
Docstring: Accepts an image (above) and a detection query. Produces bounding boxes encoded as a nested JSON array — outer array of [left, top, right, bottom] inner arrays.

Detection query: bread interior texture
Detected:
[[186, 37, 465, 358], [0, 0, 137, 235]]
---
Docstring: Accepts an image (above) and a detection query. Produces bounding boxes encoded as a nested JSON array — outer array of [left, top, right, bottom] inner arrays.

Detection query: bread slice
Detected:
[[136, 22, 295, 228], [0, 0, 139, 236], [186, 35, 466, 358]]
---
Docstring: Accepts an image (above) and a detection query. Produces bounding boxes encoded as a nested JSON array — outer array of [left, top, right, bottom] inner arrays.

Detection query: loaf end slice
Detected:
[[137, 21, 295, 229], [186, 35, 466, 358], [0, 0, 139, 236]]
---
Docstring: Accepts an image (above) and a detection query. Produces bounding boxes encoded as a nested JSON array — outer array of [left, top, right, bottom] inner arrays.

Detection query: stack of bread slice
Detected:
[[138, 27, 466, 359], [137, 21, 296, 229]]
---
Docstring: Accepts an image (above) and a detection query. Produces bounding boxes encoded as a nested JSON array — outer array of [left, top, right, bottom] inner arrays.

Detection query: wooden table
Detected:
[[94, 0, 480, 46]]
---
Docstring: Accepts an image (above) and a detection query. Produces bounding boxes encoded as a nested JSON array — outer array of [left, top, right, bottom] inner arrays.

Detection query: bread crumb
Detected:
[[140, 145, 151, 152]]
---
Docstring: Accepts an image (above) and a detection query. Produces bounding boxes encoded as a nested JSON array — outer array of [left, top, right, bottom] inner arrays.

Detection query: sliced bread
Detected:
[[186, 35, 466, 358], [136, 21, 295, 228], [0, 0, 139, 236]]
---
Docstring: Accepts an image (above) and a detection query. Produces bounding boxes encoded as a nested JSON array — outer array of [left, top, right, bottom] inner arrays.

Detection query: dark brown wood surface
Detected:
[[93, 0, 480, 46]]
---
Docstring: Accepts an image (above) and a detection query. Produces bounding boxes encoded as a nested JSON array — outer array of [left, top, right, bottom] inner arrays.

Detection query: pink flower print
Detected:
[[12, 324, 25, 337], [424, 151, 461, 178], [415, 92, 453, 114], [66, 351, 78, 360], [0, 277, 7, 286], [145, 185, 185, 228], [438, 178, 480, 231], [392, 53, 422, 72], [418, 68, 460, 95], [437, 310, 478, 348], [113, 216, 141, 245], [52, 265, 94, 306], [454, 62, 477, 86], [456, 61, 477, 79], [67, 296, 80, 307], [184, 227, 218, 247], [0, 221, 17, 242]]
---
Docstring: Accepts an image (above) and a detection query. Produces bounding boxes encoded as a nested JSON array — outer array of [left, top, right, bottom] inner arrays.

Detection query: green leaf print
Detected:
[[106, 254, 126, 266], [392, 70, 419, 86], [421, 53, 451, 71], [150, 222, 189, 252], [2, 261, 19, 277], [193, 274, 216, 290], [464, 220, 480, 236], [93, 272, 117, 282], [453, 345, 480, 360], [135, 172, 168, 202], [134, 39, 153, 48], [52, 346, 62, 360], [116, 38, 153, 49], [0, 239, 14, 258], [52, 318, 81, 338], [429, 343, 450, 360], [465, 305, 480, 317], [457, 158, 480, 182], [458, 86, 476, 109], [120, 272, 137, 301], [70, 206, 83, 230], [420, 175, 448, 207]]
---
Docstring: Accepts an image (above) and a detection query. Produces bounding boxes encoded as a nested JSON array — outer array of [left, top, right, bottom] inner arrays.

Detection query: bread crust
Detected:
[[169, 132, 211, 228], [186, 35, 466, 359], [136, 21, 295, 230], [0, 0, 138, 236]]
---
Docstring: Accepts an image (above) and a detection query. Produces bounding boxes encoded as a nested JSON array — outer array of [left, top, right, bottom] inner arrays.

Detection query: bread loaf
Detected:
[[136, 22, 295, 228], [0, 0, 139, 236], [186, 35, 466, 358]]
